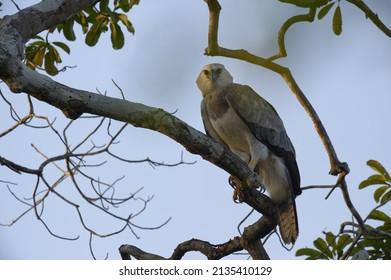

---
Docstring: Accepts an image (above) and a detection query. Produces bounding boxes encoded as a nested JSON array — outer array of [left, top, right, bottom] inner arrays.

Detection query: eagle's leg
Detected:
[[229, 175, 245, 203]]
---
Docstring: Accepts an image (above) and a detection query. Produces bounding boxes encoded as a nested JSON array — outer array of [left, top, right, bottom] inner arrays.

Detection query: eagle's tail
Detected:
[[278, 202, 299, 245]]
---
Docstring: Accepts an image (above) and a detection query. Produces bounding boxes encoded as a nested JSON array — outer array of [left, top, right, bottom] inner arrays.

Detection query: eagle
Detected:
[[196, 63, 301, 244]]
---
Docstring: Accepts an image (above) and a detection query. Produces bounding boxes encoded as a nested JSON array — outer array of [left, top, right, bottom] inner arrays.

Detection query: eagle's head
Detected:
[[196, 63, 233, 97]]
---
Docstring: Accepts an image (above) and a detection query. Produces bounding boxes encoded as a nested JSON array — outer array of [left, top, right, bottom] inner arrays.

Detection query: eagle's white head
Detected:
[[196, 63, 233, 97]]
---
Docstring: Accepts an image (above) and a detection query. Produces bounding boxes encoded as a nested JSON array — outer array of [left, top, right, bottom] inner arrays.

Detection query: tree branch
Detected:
[[119, 245, 166, 260], [336, 172, 365, 229], [120, 215, 274, 260], [346, 0, 391, 38], [268, 7, 316, 60]]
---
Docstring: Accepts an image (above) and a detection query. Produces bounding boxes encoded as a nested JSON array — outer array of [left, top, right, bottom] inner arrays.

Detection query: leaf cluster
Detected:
[[296, 160, 391, 259], [360, 160, 391, 204], [317, 1, 343, 35], [296, 232, 353, 259], [24, 36, 70, 76], [23, 0, 139, 76], [281, 0, 343, 35]]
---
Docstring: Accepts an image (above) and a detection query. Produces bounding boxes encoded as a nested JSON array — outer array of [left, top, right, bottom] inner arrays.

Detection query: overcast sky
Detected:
[[1, 0, 391, 260]]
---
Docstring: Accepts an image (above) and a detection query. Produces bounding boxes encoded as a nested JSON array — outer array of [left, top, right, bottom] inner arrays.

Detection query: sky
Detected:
[[1, 0, 391, 260]]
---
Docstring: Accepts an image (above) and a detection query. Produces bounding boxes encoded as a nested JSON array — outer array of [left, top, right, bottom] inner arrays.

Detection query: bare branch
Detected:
[[119, 244, 166, 260], [336, 173, 365, 229], [120, 215, 273, 260], [0, 155, 39, 174], [268, 7, 316, 60]]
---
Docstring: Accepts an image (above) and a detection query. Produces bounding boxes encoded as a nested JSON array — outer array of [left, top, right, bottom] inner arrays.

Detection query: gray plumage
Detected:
[[196, 63, 301, 244]]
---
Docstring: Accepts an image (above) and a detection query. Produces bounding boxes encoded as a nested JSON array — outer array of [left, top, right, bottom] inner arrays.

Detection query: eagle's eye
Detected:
[[216, 68, 222, 75], [203, 69, 209, 76]]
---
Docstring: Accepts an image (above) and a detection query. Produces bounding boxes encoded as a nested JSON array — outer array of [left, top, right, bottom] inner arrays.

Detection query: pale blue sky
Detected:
[[1, 0, 391, 259]]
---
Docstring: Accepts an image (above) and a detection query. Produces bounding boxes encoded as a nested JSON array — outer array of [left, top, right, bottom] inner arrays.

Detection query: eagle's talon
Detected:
[[229, 175, 245, 203], [233, 189, 240, 203]]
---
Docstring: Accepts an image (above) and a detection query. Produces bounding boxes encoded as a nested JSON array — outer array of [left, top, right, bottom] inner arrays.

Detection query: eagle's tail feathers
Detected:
[[278, 204, 298, 245]]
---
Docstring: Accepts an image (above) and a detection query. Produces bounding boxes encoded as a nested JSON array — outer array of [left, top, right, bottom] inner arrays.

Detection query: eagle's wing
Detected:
[[224, 83, 301, 197]]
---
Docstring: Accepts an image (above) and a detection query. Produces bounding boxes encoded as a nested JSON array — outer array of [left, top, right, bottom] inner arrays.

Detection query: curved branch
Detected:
[[170, 238, 242, 260], [336, 172, 365, 229], [268, 7, 316, 61], [120, 215, 274, 260], [280, 71, 349, 175], [119, 245, 166, 260], [346, 0, 391, 38]]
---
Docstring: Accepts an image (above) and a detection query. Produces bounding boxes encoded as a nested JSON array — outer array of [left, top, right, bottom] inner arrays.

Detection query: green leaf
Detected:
[[33, 48, 46, 66], [50, 46, 62, 63], [53, 42, 71, 54], [318, 2, 335, 20], [360, 238, 383, 251], [44, 50, 58, 76], [295, 248, 326, 259], [109, 19, 125, 49], [367, 210, 391, 222], [76, 12, 89, 34], [85, 15, 108, 47], [332, 5, 342, 35], [378, 221, 391, 232], [116, 0, 131, 12], [100, 0, 111, 13], [314, 238, 333, 259], [336, 234, 352, 251], [374, 185, 390, 203], [25, 40, 48, 69], [118, 13, 135, 34], [367, 160, 391, 181], [31, 35, 45, 41], [30, 41, 47, 48], [325, 231, 337, 250], [63, 19, 76, 41], [359, 174, 387, 189], [380, 189, 391, 204], [279, 0, 329, 8], [130, 0, 140, 8]]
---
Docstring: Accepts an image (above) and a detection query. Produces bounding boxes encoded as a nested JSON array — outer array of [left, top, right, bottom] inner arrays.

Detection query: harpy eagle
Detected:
[[196, 63, 301, 244]]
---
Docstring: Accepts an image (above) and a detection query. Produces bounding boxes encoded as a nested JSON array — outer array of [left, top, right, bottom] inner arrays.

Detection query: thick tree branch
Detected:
[[119, 245, 166, 260], [120, 215, 274, 260]]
